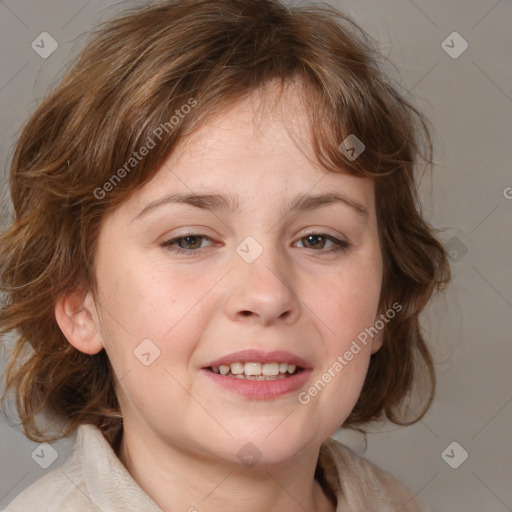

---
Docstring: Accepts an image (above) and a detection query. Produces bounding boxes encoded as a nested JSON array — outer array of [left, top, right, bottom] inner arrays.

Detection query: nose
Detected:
[[224, 241, 301, 326]]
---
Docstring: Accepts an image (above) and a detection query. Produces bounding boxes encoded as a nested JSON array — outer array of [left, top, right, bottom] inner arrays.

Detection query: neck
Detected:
[[117, 424, 336, 512]]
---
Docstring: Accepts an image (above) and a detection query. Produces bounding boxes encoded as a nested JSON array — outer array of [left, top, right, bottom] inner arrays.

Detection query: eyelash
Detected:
[[159, 232, 351, 256]]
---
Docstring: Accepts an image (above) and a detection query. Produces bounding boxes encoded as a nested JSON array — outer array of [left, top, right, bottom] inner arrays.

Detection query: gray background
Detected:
[[0, 1, 511, 510]]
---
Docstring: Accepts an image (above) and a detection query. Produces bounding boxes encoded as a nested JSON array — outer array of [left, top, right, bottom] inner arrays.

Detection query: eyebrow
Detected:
[[133, 191, 369, 222]]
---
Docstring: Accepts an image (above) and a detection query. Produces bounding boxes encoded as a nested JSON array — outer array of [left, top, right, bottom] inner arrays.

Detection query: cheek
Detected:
[[317, 259, 382, 348], [98, 266, 186, 333], [94, 260, 208, 422], [304, 254, 381, 410], [95, 250, 217, 374]]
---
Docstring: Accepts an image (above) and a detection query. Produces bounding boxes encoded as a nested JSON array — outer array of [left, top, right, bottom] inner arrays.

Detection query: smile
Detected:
[[202, 350, 312, 399], [208, 362, 302, 379]]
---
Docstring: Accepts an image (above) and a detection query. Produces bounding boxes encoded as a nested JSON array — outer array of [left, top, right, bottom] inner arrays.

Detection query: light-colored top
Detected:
[[3, 424, 429, 511]]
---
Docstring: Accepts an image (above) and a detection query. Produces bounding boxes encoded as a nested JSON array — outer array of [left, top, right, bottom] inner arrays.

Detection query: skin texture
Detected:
[[55, 83, 384, 512]]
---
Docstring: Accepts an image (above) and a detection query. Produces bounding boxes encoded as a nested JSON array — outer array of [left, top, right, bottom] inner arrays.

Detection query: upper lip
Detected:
[[203, 349, 312, 370]]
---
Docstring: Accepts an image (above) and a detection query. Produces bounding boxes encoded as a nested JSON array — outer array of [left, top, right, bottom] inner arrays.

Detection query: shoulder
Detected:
[[1, 444, 96, 512], [2, 424, 160, 512], [319, 437, 431, 512]]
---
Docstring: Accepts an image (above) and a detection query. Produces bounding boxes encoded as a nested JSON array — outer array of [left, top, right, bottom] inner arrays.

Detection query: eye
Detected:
[[159, 232, 351, 256], [160, 234, 214, 255], [294, 233, 351, 253]]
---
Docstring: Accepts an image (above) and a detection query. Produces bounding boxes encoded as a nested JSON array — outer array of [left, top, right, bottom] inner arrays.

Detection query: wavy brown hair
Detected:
[[0, 0, 451, 443]]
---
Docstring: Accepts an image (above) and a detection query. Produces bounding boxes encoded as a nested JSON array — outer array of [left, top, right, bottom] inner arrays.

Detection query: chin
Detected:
[[224, 422, 318, 466]]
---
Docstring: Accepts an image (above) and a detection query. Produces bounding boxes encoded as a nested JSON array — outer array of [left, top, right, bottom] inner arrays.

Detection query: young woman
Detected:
[[0, 1, 450, 510]]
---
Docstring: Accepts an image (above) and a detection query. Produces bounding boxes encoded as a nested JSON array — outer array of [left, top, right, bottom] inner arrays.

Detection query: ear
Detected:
[[370, 331, 384, 354], [370, 312, 385, 355], [54, 289, 104, 355]]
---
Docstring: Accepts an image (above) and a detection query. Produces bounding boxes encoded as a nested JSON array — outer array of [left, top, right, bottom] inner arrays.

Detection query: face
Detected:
[[85, 85, 383, 466]]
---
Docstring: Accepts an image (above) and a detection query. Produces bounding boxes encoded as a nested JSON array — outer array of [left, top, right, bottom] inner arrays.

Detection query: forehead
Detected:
[[121, 84, 376, 222], [175, 81, 314, 159]]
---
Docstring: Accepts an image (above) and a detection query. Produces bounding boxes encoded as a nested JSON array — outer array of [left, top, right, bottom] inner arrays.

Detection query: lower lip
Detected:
[[201, 368, 312, 400]]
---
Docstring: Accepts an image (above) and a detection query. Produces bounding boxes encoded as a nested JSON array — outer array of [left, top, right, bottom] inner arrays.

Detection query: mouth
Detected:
[[201, 349, 312, 398], [206, 362, 304, 380]]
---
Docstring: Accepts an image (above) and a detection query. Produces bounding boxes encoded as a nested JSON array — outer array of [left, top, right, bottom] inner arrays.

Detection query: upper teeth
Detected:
[[211, 362, 297, 376]]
